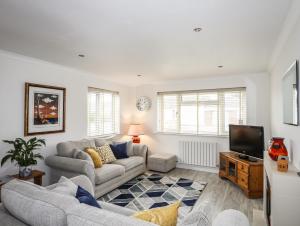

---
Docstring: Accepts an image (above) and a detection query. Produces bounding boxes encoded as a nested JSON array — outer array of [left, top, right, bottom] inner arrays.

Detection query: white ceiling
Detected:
[[0, 0, 292, 85]]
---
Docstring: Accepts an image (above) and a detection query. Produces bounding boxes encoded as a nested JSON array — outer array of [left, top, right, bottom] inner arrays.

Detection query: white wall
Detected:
[[0, 50, 132, 184], [0, 50, 272, 183], [132, 73, 271, 159], [270, 11, 300, 170]]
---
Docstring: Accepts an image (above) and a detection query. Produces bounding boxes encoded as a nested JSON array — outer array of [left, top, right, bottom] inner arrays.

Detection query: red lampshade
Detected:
[[128, 124, 144, 136]]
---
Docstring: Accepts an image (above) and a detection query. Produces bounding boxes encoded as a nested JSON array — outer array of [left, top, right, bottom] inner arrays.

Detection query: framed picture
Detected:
[[24, 83, 66, 136]]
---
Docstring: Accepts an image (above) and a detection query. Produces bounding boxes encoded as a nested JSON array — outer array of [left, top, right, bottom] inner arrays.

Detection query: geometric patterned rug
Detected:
[[99, 173, 207, 213]]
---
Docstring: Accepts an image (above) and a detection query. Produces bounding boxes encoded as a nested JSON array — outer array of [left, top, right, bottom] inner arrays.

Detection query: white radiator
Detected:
[[178, 141, 218, 167]]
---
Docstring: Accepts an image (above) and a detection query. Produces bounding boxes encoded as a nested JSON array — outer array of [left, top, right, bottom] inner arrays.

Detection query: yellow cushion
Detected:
[[95, 144, 116, 164], [84, 148, 103, 168], [133, 201, 180, 226]]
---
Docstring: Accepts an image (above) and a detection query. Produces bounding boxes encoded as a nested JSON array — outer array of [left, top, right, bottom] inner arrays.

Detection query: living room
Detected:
[[0, 1, 300, 226]]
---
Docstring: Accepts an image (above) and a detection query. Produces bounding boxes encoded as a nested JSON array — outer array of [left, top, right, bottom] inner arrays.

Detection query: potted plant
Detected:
[[1, 137, 46, 177]]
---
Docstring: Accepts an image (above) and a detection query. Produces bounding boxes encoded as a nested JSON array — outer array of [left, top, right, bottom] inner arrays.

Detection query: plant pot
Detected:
[[268, 137, 288, 161], [19, 166, 32, 177]]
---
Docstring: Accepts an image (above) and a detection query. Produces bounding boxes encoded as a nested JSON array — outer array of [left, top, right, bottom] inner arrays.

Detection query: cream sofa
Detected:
[[0, 175, 249, 226], [45, 138, 147, 198]]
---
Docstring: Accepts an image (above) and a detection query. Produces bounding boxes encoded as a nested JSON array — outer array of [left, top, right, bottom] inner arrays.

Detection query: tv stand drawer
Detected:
[[238, 172, 249, 189], [238, 162, 249, 174]]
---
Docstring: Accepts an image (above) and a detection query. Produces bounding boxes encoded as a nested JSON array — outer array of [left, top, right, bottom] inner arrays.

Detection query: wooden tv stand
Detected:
[[219, 152, 263, 198]]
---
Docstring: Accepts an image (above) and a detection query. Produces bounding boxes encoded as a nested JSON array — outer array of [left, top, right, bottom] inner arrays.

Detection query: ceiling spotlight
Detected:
[[193, 27, 202, 32], [137, 74, 142, 77], [218, 65, 223, 68], [78, 54, 85, 58]]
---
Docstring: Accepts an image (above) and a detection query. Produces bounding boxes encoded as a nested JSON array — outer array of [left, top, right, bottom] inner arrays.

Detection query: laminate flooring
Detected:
[[150, 168, 263, 226]]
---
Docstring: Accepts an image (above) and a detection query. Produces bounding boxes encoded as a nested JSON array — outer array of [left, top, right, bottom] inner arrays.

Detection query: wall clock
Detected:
[[136, 96, 152, 111]]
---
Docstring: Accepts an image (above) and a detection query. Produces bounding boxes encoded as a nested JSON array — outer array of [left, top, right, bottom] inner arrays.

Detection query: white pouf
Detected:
[[212, 209, 250, 226]]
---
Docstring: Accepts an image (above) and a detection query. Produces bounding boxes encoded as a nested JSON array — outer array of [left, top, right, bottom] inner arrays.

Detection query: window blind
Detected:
[[87, 87, 120, 137], [157, 88, 247, 136]]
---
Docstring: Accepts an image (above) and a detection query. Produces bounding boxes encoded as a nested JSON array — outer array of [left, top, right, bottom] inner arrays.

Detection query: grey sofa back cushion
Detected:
[[94, 138, 106, 147], [2, 179, 80, 226], [57, 139, 96, 157]]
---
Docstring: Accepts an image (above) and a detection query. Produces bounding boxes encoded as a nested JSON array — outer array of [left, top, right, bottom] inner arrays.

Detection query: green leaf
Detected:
[[2, 140, 15, 144], [1, 154, 12, 166]]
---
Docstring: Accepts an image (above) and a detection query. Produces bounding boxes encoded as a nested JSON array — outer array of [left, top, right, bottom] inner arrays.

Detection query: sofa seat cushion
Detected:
[[95, 164, 125, 185], [2, 179, 80, 226], [113, 156, 144, 171]]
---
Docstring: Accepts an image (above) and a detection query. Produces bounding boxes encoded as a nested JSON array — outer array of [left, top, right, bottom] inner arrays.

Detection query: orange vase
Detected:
[[268, 137, 288, 161]]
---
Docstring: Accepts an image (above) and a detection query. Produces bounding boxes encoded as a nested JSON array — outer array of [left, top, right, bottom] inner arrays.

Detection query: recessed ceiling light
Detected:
[[137, 74, 142, 77], [218, 65, 223, 68], [193, 27, 202, 32], [78, 54, 85, 58]]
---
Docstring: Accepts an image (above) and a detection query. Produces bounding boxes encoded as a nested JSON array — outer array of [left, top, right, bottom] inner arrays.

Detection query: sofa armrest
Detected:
[[45, 155, 95, 185], [132, 144, 148, 160]]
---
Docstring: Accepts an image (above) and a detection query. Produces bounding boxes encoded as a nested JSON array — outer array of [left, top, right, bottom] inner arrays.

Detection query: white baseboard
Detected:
[[176, 163, 219, 174]]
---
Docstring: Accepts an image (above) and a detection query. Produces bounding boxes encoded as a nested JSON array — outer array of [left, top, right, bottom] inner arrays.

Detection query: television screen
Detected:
[[229, 125, 264, 159]]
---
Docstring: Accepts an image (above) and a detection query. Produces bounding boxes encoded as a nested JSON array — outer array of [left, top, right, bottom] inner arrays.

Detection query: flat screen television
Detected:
[[229, 124, 264, 159]]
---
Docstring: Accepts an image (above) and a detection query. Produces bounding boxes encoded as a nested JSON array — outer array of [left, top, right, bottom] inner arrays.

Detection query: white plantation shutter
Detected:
[[157, 88, 247, 136], [88, 87, 120, 137]]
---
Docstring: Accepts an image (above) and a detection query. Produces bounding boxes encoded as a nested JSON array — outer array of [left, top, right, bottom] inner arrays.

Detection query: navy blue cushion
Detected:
[[110, 142, 128, 159], [76, 186, 101, 208]]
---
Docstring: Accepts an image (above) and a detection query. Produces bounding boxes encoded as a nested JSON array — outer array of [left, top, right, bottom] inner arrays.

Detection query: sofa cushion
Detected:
[[57, 139, 96, 157], [2, 179, 79, 226], [96, 144, 116, 164], [73, 148, 93, 162], [133, 201, 180, 226], [110, 142, 129, 159], [51, 176, 78, 196], [67, 204, 157, 226], [113, 156, 144, 171], [113, 140, 133, 156], [76, 186, 101, 209], [94, 164, 125, 185], [84, 147, 103, 168]]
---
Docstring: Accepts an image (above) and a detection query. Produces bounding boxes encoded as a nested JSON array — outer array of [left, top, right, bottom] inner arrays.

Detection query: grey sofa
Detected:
[[0, 175, 249, 226], [45, 138, 147, 198]]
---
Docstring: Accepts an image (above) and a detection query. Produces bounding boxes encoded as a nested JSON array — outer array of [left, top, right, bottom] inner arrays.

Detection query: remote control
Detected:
[[298, 172, 300, 177]]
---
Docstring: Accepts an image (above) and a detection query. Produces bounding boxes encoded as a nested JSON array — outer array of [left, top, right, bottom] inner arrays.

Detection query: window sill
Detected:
[[87, 133, 120, 139], [153, 132, 229, 139]]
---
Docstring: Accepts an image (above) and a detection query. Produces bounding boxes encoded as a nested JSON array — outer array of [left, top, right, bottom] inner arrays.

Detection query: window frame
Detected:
[[87, 87, 120, 137], [157, 87, 247, 137]]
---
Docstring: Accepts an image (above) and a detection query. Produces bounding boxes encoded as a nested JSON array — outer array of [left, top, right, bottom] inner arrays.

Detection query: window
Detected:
[[87, 87, 120, 137], [157, 88, 246, 136]]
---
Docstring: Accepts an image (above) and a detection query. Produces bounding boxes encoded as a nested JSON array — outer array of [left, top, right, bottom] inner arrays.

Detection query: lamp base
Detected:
[[132, 136, 140, 144]]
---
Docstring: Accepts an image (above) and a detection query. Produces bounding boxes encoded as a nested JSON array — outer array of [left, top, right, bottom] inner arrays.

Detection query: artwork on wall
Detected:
[[24, 83, 66, 136]]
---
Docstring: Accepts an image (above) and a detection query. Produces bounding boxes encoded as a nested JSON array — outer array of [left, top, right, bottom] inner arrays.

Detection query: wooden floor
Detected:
[[152, 168, 263, 225]]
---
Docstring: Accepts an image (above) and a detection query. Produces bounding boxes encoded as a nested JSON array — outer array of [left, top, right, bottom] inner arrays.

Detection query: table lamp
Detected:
[[128, 124, 144, 143]]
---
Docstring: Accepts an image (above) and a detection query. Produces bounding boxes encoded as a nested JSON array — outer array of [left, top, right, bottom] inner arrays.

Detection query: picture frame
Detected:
[[24, 83, 66, 136]]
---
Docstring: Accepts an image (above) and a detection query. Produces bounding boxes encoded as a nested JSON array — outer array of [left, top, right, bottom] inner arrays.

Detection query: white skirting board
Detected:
[[176, 163, 219, 174]]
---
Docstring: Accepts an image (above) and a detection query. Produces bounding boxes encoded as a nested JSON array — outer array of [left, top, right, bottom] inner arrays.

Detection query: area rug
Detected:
[[99, 173, 207, 212]]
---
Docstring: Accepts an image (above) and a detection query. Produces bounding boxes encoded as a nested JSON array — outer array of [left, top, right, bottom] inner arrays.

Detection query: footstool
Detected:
[[148, 153, 177, 172], [212, 209, 250, 226]]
